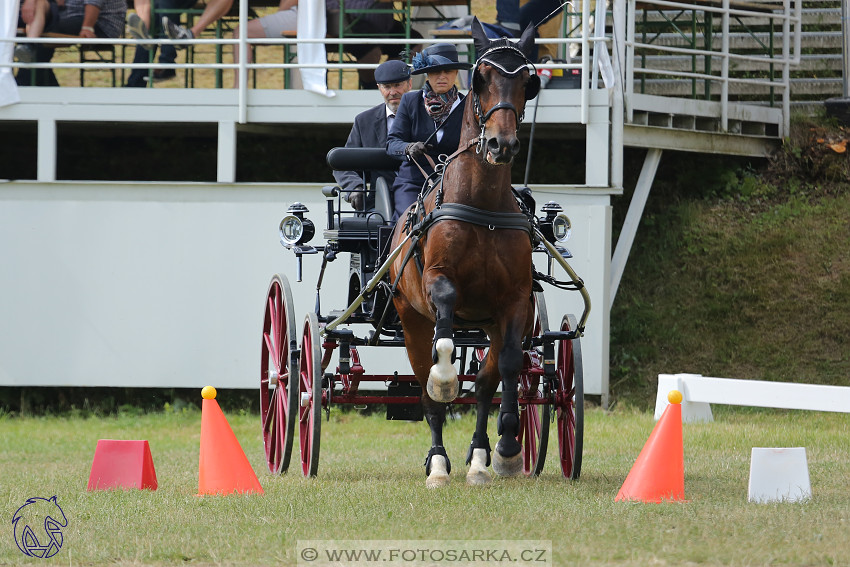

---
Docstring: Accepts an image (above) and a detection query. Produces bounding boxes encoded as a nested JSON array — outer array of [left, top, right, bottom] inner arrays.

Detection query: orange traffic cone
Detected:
[[198, 386, 264, 496], [615, 390, 685, 503]]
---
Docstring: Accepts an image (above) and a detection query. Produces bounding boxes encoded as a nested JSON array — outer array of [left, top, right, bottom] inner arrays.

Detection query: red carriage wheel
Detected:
[[260, 274, 299, 474], [298, 312, 323, 477], [555, 314, 584, 479], [517, 292, 550, 477]]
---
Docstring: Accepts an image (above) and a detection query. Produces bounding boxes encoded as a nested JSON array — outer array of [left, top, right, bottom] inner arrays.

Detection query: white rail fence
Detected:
[[655, 373, 850, 422]]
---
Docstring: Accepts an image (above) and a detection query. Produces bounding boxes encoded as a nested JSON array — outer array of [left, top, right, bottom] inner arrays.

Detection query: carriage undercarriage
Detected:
[[260, 149, 591, 482]]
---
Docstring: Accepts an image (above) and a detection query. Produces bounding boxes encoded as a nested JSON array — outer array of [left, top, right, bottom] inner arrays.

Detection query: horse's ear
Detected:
[[516, 22, 536, 59], [471, 16, 491, 56]]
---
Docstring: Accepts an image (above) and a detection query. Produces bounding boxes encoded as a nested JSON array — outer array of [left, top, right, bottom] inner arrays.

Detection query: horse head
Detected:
[[469, 17, 540, 165]]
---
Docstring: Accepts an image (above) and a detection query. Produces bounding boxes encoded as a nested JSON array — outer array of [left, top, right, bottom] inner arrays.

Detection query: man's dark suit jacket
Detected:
[[333, 102, 398, 206], [386, 89, 467, 219]]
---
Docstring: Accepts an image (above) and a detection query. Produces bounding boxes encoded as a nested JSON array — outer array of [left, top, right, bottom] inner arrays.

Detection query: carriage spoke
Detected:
[[263, 332, 280, 376], [262, 390, 277, 432]]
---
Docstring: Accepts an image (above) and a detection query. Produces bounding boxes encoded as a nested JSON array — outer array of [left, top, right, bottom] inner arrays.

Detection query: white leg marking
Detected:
[[426, 455, 450, 489], [427, 338, 459, 403], [466, 448, 492, 486]]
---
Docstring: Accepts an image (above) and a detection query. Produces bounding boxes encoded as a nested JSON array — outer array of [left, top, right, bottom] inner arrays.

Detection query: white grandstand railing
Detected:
[[1, 0, 611, 124], [3, 0, 801, 132], [2, 36, 599, 122], [625, 0, 802, 134]]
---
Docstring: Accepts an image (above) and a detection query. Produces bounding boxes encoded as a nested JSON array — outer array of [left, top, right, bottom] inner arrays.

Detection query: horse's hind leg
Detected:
[[466, 364, 498, 486], [492, 328, 525, 477], [426, 276, 459, 403], [423, 399, 452, 488]]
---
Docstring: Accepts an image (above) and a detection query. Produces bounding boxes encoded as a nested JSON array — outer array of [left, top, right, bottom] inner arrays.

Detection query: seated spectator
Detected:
[[496, 0, 564, 61], [231, 0, 296, 88], [123, 0, 201, 86], [228, 0, 422, 89], [160, 0, 235, 48], [325, 0, 423, 90], [333, 59, 413, 210], [16, 0, 126, 87]]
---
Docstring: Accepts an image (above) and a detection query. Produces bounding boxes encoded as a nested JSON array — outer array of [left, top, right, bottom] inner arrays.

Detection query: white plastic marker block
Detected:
[[748, 447, 811, 503], [655, 374, 714, 422]]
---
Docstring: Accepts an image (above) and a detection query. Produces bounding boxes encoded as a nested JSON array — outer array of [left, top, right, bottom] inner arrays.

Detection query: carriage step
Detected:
[[386, 381, 424, 421], [529, 330, 579, 346]]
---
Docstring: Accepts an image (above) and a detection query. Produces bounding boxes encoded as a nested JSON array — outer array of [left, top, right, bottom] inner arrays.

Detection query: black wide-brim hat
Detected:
[[411, 43, 473, 75]]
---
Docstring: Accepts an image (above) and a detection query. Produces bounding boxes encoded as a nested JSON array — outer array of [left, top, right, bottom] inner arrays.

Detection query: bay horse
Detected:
[[388, 18, 543, 487]]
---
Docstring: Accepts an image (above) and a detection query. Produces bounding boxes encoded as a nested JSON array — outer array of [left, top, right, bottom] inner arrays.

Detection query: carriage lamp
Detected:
[[539, 201, 572, 243], [552, 214, 572, 243], [279, 203, 315, 248]]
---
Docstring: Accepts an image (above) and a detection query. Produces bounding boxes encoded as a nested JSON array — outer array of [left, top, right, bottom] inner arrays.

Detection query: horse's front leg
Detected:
[[426, 276, 459, 403], [492, 326, 525, 477], [395, 295, 453, 488]]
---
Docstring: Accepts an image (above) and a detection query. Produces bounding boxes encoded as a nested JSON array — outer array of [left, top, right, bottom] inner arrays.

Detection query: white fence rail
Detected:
[[655, 373, 850, 422]]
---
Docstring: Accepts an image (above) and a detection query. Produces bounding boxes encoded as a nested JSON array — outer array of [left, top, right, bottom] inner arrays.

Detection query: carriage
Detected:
[[259, 19, 591, 486]]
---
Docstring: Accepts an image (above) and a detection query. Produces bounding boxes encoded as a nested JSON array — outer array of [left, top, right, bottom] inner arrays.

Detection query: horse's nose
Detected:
[[486, 135, 521, 163]]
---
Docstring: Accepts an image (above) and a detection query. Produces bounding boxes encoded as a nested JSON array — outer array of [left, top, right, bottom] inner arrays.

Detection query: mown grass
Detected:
[[1, 407, 848, 566]]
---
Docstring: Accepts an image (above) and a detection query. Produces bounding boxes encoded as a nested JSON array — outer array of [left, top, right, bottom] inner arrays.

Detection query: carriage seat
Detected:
[[326, 147, 399, 227]]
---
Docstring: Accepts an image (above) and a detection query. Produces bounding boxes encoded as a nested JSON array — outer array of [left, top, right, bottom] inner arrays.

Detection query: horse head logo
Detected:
[[12, 496, 68, 558]]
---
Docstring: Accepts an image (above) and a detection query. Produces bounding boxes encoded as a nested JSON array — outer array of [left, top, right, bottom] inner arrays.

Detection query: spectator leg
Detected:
[[189, 0, 234, 38]]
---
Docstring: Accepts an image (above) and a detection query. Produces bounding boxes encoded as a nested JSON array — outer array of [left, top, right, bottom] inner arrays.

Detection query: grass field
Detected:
[[1, 405, 848, 566]]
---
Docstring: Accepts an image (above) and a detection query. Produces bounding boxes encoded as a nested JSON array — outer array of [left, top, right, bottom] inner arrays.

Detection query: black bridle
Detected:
[[470, 43, 540, 154]]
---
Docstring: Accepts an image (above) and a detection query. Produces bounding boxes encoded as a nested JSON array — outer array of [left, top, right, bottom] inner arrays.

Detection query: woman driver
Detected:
[[386, 43, 472, 220]]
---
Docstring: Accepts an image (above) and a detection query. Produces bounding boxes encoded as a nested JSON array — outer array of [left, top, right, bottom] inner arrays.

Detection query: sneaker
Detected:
[[162, 16, 193, 49], [127, 13, 154, 50], [14, 44, 36, 63]]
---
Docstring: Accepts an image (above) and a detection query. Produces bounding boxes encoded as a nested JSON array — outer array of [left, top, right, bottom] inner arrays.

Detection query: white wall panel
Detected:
[[0, 181, 613, 398]]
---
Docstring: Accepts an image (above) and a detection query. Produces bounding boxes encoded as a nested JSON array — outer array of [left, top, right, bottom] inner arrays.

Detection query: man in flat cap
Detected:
[[333, 59, 413, 211]]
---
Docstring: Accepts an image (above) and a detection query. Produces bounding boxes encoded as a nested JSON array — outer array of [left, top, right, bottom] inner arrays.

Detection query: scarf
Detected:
[[423, 82, 459, 125]]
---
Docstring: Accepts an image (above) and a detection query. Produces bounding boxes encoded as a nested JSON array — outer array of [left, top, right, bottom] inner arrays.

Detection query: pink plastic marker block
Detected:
[[87, 439, 158, 491]]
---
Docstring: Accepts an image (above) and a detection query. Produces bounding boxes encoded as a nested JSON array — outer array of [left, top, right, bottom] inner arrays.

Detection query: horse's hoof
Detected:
[[426, 473, 450, 488], [466, 448, 492, 486], [426, 455, 450, 489], [427, 339, 459, 403], [492, 451, 523, 477], [426, 376, 459, 403], [466, 469, 492, 485]]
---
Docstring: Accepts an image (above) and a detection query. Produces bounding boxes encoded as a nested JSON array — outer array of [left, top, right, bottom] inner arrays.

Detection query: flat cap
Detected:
[[374, 60, 411, 84]]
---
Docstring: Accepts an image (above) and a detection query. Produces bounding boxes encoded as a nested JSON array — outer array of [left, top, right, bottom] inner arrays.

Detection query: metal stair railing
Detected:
[[624, 0, 801, 134]]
